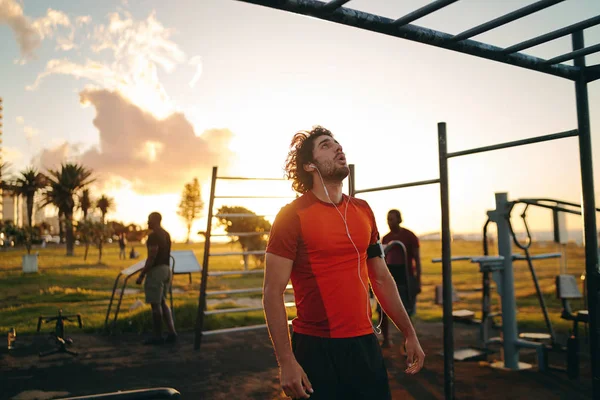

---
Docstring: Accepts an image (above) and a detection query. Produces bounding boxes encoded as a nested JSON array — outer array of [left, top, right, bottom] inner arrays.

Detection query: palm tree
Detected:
[[96, 195, 114, 224], [79, 189, 92, 220], [13, 167, 47, 229], [42, 163, 95, 256]]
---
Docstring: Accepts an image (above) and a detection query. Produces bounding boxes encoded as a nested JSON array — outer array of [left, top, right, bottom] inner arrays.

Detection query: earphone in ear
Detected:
[[309, 163, 316, 170]]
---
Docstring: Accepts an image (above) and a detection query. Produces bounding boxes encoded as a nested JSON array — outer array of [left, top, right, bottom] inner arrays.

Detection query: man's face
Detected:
[[310, 135, 349, 182], [147, 216, 157, 230], [387, 212, 399, 230]]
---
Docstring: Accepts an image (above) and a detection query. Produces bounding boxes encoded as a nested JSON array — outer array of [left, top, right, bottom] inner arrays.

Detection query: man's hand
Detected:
[[136, 274, 144, 285], [404, 335, 425, 374], [280, 359, 313, 399]]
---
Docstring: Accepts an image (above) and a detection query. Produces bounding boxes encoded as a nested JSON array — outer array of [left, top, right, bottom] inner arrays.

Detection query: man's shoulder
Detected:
[[349, 197, 373, 214], [148, 228, 170, 240], [402, 227, 418, 237], [277, 193, 313, 215]]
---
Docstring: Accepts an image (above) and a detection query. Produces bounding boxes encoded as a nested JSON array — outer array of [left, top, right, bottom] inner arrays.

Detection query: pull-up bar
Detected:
[[447, 129, 578, 158], [450, 0, 565, 42]]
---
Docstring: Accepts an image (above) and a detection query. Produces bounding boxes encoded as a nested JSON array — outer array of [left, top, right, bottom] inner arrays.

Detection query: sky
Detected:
[[1, 0, 599, 243]]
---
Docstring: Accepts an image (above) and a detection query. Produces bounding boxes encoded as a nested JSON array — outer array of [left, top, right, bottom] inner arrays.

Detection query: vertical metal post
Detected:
[[349, 163, 355, 197], [438, 122, 455, 400], [194, 166, 218, 350], [573, 30, 600, 395], [494, 192, 520, 369]]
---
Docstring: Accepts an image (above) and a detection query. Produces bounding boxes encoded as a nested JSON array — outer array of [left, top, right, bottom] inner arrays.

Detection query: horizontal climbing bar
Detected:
[[209, 250, 265, 257]]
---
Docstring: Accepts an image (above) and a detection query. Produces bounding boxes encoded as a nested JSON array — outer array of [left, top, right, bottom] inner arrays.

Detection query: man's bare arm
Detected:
[[263, 252, 295, 365], [263, 253, 313, 398], [367, 256, 416, 339]]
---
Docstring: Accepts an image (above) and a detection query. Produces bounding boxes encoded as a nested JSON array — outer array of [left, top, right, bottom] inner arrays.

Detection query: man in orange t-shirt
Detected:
[[263, 126, 425, 399]]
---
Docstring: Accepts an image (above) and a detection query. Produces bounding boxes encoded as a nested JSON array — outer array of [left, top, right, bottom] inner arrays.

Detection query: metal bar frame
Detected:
[[502, 15, 600, 54], [194, 166, 295, 349], [545, 43, 600, 65], [573, 30, 599, 394], [216, 176, 286, 181], [194, 166, 218, 350], [210, 232, 270, 237], [354, 178, 440, 195], [229, 2, 600, 396], [450, 0, 565, 42], [205, 302, 295, 316], [214, 195, 295, 199], [209, 250, 265, 257], [214, 213, 272, 218], [447, 129, 578, 158], [235, 0, 587, 80], [392, 0, 458, 27]]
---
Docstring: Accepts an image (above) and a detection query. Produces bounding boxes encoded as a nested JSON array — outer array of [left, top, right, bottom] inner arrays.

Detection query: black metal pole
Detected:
[[438, 122, 455, 400], [194, 166, 218, 350], [572, 30, 600, 395]]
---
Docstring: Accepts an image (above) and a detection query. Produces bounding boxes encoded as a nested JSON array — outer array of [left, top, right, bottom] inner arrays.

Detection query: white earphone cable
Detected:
[[313, 164, 379, 334]]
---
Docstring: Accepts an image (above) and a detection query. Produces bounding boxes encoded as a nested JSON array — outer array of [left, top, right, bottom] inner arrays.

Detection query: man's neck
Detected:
[[390, 225, 401, 233], [311, 181, 344, 204]]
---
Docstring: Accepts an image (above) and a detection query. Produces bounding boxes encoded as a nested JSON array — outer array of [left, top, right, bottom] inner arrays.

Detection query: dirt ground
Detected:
[[1, 320, 593, 400]]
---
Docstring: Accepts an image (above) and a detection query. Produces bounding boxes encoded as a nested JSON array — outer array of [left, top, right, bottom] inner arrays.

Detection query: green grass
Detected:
[[0, 239, 588, 336]]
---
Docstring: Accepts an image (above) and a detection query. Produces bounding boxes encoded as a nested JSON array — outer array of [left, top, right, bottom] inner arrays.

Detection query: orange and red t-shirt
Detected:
[[266, 191, 379, 339]]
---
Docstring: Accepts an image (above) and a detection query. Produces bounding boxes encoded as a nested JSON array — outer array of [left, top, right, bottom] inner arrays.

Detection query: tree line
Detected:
[[0, 161, 120, 261]]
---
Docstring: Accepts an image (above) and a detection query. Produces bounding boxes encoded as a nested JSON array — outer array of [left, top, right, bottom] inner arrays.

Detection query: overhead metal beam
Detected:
[[502, 15, 600, 54], [322, 0, 351, 12], [585, 64, 600, 83], [450, 0, 566, 42], [235, 0, 581, 81], [392, 0, 459, 27], [544, 43, 600, 65]]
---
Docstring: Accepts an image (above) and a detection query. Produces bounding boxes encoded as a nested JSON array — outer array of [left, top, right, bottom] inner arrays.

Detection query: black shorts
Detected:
[[291, 332, 391, 400], [380, 264, 417, 316]]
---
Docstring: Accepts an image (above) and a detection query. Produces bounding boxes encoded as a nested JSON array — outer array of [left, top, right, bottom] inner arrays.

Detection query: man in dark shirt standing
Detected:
[[379, 209, 421, 348], [136, 212, 177, 345]]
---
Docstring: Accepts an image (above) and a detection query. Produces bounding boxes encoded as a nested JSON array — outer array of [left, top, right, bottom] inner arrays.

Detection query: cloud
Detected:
[[0, 1, 75, 61], [14, 116, 40, 143], [31, 8, 70, 40], [0, 0, 41, 60], [34, 141, 80, 171], [75, 15, 91, 26], [189, 55, 203, 88], [28, 11, 192, 118], [2, 146, 23, 165], [73, 88, 234, 195], [24, 125, 39, 140]]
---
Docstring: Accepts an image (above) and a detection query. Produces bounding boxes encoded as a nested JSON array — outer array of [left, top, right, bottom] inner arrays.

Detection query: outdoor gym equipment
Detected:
[[37, 309, 83, 357], [236, 2, 600, 398], [105, 250, 202, 333]]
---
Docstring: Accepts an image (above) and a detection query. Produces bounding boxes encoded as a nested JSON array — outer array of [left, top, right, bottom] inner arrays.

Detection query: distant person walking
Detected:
[[118, 234, 127, 260]]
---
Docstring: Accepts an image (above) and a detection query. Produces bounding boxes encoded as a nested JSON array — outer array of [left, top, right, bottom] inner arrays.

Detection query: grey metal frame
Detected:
[[233, 1, 600, 398], [193, 166, 295, 350]]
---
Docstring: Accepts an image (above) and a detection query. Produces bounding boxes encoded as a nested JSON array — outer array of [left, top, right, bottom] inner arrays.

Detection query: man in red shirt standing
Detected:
[[379, 209, 422, 348], [263, 126, 425, 399]]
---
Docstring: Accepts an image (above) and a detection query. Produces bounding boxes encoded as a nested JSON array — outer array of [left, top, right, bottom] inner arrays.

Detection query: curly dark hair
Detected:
[[284, 125, 333, 194]]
